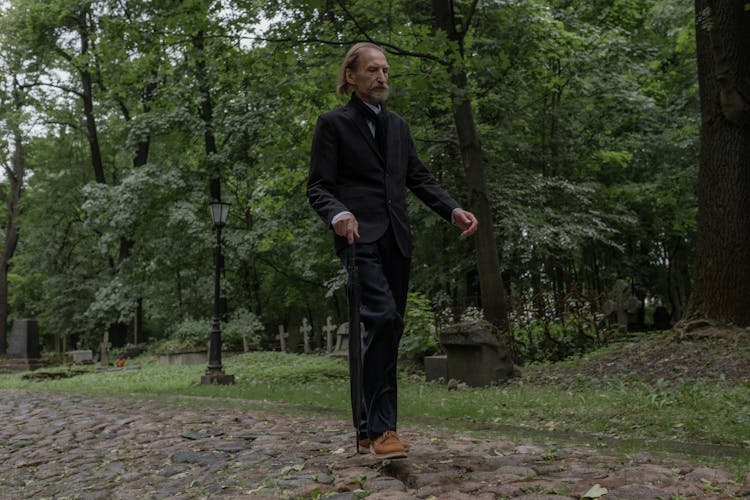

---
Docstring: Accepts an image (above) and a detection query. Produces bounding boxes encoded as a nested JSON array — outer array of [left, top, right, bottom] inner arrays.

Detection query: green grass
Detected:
[[1, 350, 748, 472]]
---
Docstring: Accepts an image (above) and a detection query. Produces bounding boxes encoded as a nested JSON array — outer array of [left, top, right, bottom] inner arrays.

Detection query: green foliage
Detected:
[[0, 0, 703, 354], [167, 318, 209, 350], [155, 309, 265, 354], [221, 309, 265, 352], [399, 293, 439, 361]]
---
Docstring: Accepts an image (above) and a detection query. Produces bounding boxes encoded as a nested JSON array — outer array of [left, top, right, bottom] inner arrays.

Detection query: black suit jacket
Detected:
[[307, 97, 460, 257]]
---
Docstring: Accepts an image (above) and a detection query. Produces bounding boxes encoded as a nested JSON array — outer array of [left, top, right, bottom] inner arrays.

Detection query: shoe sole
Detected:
[[370, 449, 407, 459]]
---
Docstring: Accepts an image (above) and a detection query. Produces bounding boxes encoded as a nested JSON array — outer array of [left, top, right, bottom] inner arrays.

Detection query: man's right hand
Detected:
[[333, 213, 360, 245]]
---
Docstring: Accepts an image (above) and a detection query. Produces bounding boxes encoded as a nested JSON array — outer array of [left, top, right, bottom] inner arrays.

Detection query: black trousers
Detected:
[[341, 227, 410, 439]]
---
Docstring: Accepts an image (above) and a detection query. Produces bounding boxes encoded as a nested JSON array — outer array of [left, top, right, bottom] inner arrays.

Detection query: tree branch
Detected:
[[461, 0, 480, 37], [333, 0, 449, 65]]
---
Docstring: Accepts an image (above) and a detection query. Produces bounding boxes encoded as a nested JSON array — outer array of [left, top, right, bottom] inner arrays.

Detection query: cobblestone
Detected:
[[0, 389, 746, 498]]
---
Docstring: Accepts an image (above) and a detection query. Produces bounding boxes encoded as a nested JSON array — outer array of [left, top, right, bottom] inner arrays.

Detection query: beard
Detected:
[[367, 85, 389, 104]]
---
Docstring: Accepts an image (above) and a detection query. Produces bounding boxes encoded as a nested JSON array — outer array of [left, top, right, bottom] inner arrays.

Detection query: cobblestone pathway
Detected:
[[0, 389, 747, 499]]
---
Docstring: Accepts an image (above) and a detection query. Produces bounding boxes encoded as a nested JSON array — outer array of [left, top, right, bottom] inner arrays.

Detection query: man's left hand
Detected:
[[453, 208, 478, 238]]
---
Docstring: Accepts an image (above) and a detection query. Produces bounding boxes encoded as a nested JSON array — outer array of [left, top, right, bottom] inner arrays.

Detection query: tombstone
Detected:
[[323, 316, 337, 354], [300, 318, 312, 354], [602, 279, 628, 328], [100, 332, 112, 367], [2, 319, 44, 371], [276, 325, 289, 352], [7, 319, 41, 359], [653, 306, 671, 330], [330, 323, 350, 358], [603, 279, 642, 332], [424, 355, 447, 382], [330, 322, 364, 358], [70, 350, 94, 363], [439, 320, 514, 387]]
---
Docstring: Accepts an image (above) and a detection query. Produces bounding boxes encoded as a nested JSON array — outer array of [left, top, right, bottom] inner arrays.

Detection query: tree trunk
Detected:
[[432, 0, 510, 333], [0, 77, 26, 355], [78, 12, 106, 185], [192, 30, 221, 202], [683, 1, 750, 326]]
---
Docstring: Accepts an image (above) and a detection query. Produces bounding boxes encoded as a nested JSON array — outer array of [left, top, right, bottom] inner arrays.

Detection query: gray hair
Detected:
[[335, 42, 385, 96]]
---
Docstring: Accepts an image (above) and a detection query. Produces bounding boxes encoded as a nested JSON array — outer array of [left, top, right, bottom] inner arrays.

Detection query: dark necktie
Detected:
[[352, 93, 388, 158]]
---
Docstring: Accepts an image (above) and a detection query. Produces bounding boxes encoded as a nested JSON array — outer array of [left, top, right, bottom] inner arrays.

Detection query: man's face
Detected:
[[346, 48, 389, 105]]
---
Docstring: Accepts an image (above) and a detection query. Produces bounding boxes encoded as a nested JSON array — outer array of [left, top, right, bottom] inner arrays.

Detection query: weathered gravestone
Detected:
[[439, 320, 514, 387], [300, 318, 312, 354], [330, 322, 364, 359], [2, 319, 44, 371], [7, 319, 41, 359], [99, 332, 112, 367], [276, 325, 289, 352], [330, 323, 350, 358], [603, 279, 642, 332], [70, 350, 94, 364], [323, 316, 337, 354], [424, 355, 447, 382]]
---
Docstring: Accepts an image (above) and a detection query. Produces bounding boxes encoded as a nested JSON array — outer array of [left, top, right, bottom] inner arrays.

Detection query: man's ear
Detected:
[[345, 68, 356, 85]]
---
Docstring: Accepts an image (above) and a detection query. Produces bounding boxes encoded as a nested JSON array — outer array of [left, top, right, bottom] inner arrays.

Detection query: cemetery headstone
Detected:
[[1, 319, 44, 371], [424, 355, 447, 382], [440, 320, 514, 387], [603, 279, 642, 332], [300, 318, 312, 354], [7, 319, 41, 359], [323, 316, 337, 354], [70, 350, 94, 363], [330, 323, 349, 358], [603, 279, 629, 329], [100, 332, 112, 367], [276, 325, 289, 352]]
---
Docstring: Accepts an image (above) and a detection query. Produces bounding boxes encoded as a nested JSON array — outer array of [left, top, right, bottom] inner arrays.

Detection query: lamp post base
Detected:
[[200, 370, 235, 385]]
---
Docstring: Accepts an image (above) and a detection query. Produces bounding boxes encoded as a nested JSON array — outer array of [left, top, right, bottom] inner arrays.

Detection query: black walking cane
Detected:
[[346, 243, 364, 454]]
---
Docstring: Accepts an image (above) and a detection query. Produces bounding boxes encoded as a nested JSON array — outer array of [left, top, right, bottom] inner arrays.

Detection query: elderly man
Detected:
[[307, 42, 478, 458]]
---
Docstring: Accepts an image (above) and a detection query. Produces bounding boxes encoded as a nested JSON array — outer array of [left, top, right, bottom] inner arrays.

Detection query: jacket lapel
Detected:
[[344, 104, 385, 165]]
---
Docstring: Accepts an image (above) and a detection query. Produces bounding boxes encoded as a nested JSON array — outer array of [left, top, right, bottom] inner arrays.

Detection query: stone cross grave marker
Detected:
[[323, 316, 337, 353], [300, 318, 312, 354], [276, 325, 289, 352], [100, 331, 112, 367]]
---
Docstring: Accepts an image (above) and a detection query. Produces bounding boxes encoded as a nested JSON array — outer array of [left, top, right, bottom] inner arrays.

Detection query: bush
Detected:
[[151, 310, 265, 354], [169, 318, 209, 349], [399, 292, 439, 361], [222, 309, 265, 352]]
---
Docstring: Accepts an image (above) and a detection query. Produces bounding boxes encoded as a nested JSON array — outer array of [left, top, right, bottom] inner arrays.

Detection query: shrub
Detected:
[[222, 309, 265, 352], [399, 292, 439, 361], [153, 310, 264, 354]]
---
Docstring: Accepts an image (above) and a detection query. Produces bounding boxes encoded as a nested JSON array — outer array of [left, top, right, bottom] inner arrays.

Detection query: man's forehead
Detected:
[[360, 48, 388, 66]]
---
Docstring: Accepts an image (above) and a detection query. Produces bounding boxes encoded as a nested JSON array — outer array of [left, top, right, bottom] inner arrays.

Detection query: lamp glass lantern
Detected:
[[209, 201, 230, 228]]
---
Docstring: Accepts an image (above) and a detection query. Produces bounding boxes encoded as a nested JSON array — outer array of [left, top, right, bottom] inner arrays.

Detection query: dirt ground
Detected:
[[522, 323, 750, 386]]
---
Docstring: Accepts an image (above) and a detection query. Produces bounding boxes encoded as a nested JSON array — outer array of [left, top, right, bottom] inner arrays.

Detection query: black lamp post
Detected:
[[201, 201, 235, 385]]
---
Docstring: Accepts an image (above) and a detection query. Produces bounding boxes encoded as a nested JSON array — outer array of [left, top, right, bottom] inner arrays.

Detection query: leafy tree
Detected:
[[683, 1, 750, 326]]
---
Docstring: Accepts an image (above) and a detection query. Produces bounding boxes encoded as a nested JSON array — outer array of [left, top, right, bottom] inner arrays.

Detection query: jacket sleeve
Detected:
[[307, 114, 349, 227]]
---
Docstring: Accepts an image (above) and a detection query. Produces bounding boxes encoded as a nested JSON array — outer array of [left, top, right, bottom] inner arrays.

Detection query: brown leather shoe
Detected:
[[370, 431, 407, 459], [357, 438, 370, 454]]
